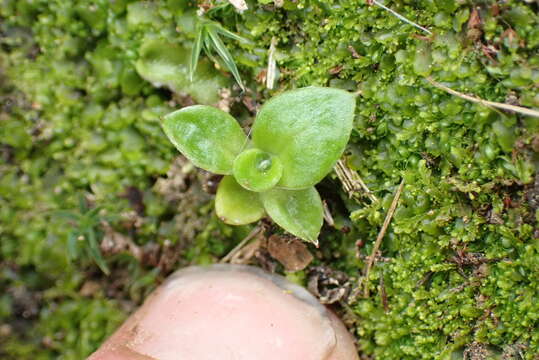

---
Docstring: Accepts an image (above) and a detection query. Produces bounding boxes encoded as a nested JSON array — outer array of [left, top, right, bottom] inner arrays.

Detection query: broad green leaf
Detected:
[[135, 39, 228, 104], [163, 106, 247, 174], [215, 176, 265, 225], [261, 186, 323, 245], [232, 148, 283, 192], [252, 87, 355, 189]]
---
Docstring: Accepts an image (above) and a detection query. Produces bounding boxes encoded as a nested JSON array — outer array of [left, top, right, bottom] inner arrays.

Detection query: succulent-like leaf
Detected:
[[215, 176, 265, 225], [261, 186, 323, 245], [162, 106, 247, 174], [232, 148, 283, 192], [252, 87, 355, 189]]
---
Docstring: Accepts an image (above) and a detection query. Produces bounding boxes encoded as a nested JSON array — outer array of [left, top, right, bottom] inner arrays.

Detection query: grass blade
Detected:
[[210, 23, 247, 43], [206, 27, 245, 91], [189, 26, 204, 82], [67, 231, 79, 260], [86, 229, 110, 275], [50, 210, 81, 222]]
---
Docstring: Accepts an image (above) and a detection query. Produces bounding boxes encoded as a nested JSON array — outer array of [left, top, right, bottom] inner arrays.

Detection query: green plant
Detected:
[[190, 18, 247, 91], [53, 194, 114, 275], [162, 87, 356, 244]]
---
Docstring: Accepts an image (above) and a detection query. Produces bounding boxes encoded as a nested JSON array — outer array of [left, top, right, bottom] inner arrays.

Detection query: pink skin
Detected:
[[89, 265, 358, 360]]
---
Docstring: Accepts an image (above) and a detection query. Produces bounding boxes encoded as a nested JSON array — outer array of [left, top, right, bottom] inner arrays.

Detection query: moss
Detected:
[[1, 0, 538, 358]]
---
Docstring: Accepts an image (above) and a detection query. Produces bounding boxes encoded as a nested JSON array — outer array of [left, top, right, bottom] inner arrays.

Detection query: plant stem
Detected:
[[363, 179, 404, 297], [426, 77, 539, 118]]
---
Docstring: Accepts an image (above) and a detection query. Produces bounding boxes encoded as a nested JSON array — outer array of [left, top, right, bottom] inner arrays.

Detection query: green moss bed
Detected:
[[0, 0, 538, 359]]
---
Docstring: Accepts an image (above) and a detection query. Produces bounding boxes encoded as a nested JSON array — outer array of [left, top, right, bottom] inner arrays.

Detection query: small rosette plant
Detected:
[[162, 87, 355, 244]]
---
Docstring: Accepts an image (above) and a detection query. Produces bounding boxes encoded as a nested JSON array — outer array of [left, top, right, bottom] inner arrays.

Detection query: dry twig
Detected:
[[334, 159, 378, 203], [220, 225, 263, 263], [370, 0, 432, 35], [426, 77, 539, 118], [363, 179, 405, 297]]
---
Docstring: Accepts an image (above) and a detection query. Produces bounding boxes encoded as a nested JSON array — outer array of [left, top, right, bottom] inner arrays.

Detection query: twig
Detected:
[[371, 0, 432, 35], [322, 200, 335, 227], [334, 159, 378, 203], [220, 225, 263, 263], [363, 179, 404, 297], [379, 274, 389, 312], [426, 77, 539, 118]]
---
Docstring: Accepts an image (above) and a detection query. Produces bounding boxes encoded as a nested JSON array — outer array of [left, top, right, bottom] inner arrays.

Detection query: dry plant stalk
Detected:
[[334, 159, 378, 203], [363, 179, 405, 297], [266, 37, 278, 90], [370, 0, 432, 35], [220, 225, 263, 263], [426, 77, 539, 118]]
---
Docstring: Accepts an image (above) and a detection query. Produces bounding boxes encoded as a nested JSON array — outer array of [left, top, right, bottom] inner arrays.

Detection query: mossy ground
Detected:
[[1, 0, 538, 359]]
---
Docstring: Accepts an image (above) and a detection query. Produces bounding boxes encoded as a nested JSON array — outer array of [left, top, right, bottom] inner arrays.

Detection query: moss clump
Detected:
[[1, 0, 538, 358]]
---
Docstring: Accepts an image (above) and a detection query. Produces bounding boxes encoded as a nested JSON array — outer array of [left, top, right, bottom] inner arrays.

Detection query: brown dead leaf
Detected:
[[501, 28, 524, 48], [468, 7, 482, 29], [307, 266, 351, 304], [347, 45, 361, 59], [267, 235, 313, 272], [329, 65, 344, 75], [490, 3, 500, 17], [466, 7, 482, 41], [79, 280, 101, 297], [256, 69, 267, 84]]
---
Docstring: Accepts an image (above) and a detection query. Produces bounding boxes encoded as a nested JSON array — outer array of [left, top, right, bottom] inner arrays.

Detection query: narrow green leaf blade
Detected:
[[86, 230, 110, 275], [261, 186, 323, 245], [215, 176, 265, 225], [163, 105, 247, 174], [211, 23, 248, 43], [67, 232, 79, 260], [50, 210, 81, 222], [189, 27, 204, 82], [206, 27, 245, 91], [252, 87, 355, 189]]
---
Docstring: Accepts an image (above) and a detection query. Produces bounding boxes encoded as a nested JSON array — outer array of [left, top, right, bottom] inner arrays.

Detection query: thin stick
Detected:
[[220, 225, 262, 263], [363, 179, 404, 297], [334, 160, 378, 203], [371, 0, 432, 35], [426, 77, 539, 118]]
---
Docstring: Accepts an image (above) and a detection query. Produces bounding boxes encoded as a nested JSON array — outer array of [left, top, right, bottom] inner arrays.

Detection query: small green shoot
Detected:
[[189, 19, 247, 91], [52, 194, 114, 275], [162, 87, 356, 245]]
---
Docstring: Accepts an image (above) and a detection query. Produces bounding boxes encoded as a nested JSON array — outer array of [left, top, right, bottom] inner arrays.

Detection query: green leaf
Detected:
[[232, 148, 283, 192], [67, 232, 79, 260], [163, 105, 247, 174], [252, 87, 355, 189], [189, 26, 204, 82], [215, 176, 265, 225], [86, 230, 110, 275], [135, 39, 227, 104], [206, 27, 245, 91], [261, 186, 323, 245], [50, 210, 81, 222], [211, 23, 248, 43]]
